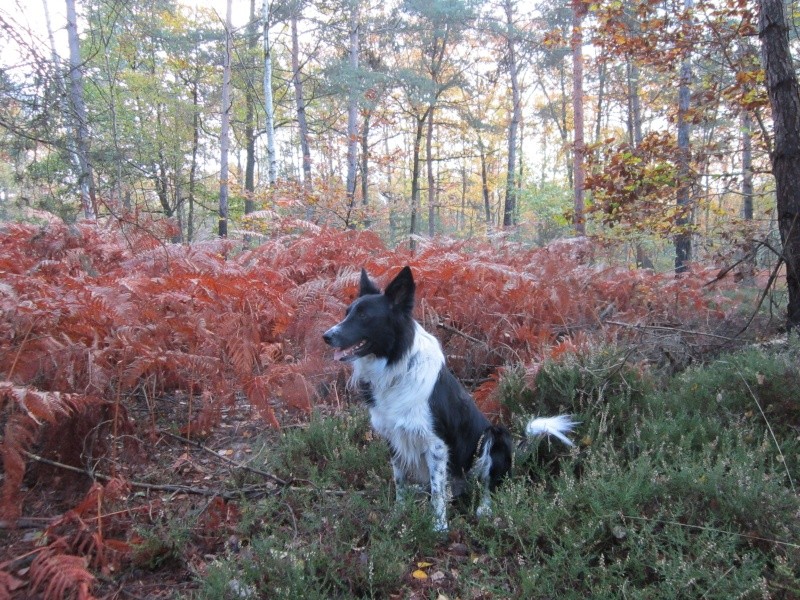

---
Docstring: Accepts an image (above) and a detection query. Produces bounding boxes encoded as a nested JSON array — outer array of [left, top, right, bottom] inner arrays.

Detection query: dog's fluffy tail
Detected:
[[525, 415, 578, 447]]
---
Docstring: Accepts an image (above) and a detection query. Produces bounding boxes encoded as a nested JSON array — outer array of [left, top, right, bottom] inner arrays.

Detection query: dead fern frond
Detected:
[[30, 541, 96, 600]]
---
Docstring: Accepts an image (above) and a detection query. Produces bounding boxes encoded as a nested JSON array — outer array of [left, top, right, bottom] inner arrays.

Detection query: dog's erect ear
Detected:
[[384, 266, 415, 313], [359, 268, 381, 297]]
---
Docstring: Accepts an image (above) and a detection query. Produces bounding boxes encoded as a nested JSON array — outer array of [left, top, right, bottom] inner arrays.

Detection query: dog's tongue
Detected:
[[334, 348, 349, 361]]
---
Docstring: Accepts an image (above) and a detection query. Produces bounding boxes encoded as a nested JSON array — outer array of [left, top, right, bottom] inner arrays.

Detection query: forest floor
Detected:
[[2, 339, 799, 600]]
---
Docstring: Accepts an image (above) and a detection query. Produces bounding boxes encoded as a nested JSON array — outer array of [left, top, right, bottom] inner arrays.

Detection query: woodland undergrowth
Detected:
[[0, 220, 775, 599]]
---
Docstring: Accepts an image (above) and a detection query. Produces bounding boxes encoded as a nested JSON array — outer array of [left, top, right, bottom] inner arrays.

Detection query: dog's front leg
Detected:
[[390, 456, 408, 504], [426, 438, 450, 532]]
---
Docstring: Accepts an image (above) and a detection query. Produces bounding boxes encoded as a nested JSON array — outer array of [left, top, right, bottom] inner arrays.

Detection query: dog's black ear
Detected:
[[384, 266, 415, 313], [359, 268, 381, 296]]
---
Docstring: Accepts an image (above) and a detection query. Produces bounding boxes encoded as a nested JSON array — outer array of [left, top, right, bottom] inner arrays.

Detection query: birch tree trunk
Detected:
[[758, 0, 800, 329], [263, 0, 277, 186], [244, 0, 258, 216], [65, 0, 97, 220], [219, 0, 233, 238]]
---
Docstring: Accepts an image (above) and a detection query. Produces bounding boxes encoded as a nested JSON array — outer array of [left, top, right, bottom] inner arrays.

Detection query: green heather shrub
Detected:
[[195, 343, 799, 599]]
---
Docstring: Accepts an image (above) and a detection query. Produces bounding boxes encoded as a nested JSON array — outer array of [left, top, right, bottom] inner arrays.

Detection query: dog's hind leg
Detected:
[[471, 434, 494, 518], [426, 437, 450, 532]]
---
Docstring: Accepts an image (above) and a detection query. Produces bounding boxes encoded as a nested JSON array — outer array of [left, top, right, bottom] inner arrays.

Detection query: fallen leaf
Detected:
[[417, 561, 433, 568], [412, 569, 428, 580]]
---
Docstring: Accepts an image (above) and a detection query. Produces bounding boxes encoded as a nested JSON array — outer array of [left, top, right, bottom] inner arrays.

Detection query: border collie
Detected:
[[323, 266, 576, 532]]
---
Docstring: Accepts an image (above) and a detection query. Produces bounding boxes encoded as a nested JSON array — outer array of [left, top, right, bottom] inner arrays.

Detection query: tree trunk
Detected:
[[409, 114, 426, 249], [758, 0, 800, 329], [188, 76, 199, 242], [262, 0, 277, 186], [219, 0, 233, 238], [478, 136, 492, 229], [675, 0, 694, 273], [626, 59, 643, 147], [427, 106, 436, 237], [571, 0, 586, 236], [291, 14, 313, 216], [503, 0, 520, 228], [361, 111, 371, 227], [594, 58, 606, 145], [742, 111, 754, 221], [244, 0, 258, 216], [345, 2, 360, 226], [65, 0, 97, 220]]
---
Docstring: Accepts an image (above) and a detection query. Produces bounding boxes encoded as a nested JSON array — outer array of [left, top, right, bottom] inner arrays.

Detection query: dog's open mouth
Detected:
[[334, 339, 367, 362]]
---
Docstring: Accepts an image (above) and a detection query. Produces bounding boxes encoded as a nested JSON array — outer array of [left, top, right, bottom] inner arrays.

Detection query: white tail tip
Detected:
[[525, 415, 578, 447]]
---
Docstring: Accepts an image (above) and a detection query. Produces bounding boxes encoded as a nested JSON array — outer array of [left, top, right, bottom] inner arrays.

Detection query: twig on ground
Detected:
[[604, 320, 739, 342], [160, 430, 288, 486], [737, 371, 796, 493], [435, 321, 487, 346], [618, 514, 800, 549], [22, 450, 348, 501]]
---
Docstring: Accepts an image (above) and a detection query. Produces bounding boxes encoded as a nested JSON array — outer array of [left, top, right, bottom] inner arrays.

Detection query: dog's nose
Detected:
[[322, 330, 334, 345]]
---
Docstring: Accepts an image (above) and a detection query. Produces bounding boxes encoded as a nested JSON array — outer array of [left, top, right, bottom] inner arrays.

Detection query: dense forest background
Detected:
[[0, 0, 779, 265], [1, 1, 799, 598]]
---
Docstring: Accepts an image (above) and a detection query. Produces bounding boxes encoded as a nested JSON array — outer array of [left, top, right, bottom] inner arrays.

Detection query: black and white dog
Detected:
[[323, 266, 576, 531]]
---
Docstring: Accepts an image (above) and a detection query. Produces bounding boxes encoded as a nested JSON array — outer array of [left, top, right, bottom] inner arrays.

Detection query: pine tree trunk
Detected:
[[571, 0, 586, 236], [478, 135, 491, 230], [361, 111, 371, 227], [219, 0, 233, 238], [427, 106, 436, 237], [345, 2, 360, 226], [503, 0, 520, 229], [758, 0, 800, 329], [409, 114, 426, 250], [675, 0, 694, 273], [742, 111, 754, 222], [291, 15, 313, 213]]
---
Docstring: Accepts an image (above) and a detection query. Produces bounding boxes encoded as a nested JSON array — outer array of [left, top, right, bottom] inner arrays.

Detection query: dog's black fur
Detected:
[[323, 266, 573, 531]]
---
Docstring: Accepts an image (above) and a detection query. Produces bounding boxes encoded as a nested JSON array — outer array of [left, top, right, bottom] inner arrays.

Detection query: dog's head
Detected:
[[322, 266, 416, 364]]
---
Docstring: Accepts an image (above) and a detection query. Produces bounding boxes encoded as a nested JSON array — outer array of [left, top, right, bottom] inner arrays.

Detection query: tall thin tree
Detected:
[[291, 11, 313, 211], [263, 0, 278, 186], [674, 0, 694, 272], [65, 0, 97, 220], [344, 0, 361, 225], [571, 0, 587, 236], [502, 0, 521, 228], [219, 0, 233, 238]]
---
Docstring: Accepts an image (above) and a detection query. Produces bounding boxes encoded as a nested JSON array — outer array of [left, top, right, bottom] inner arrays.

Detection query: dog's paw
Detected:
[[433, 519, 449, 533], [475, 504, 493, 519]]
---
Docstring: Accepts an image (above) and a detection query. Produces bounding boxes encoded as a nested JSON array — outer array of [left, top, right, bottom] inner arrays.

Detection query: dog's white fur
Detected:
[[349, 322, 452, 530]]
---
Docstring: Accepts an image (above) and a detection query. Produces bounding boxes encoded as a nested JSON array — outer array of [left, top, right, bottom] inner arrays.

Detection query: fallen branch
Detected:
[[22, 451, 271, 501], [603, 320, 740, 342], [160, 430, 288, 486], [618, 513, 800, 550], [22, 451, 347, 501], [435, 321, 487, 346]]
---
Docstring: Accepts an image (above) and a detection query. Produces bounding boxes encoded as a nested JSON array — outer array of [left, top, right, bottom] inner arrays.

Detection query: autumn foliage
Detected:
[[0, 221, 752, 597]]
